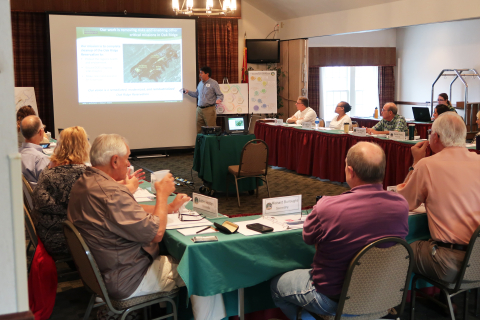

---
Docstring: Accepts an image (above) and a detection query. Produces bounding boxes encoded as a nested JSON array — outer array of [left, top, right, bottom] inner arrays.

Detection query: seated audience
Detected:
[[329, 101, 352, 130], [397, 112, 480, 283], [286, 96, 317, 125], [16, 105, 49, 147], [19, 115, 50, 185], [67, 134, 224, 319], [271, 142, 409, 319], [32, 126, 90, 259], [438, 93, 456, 112], [433, 104, 450, 120], [365, 102, 408, 135], [472, 110, 480, 144]]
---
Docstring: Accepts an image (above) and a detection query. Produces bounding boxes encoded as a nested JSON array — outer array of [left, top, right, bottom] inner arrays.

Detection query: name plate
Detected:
[[275, 119, 284, 126], [192, 193, 218, 216], [352, 127, 367, 136], [262, 195, 302, 216], [302, 122, 313, 129], [389, 131, 406, 141]]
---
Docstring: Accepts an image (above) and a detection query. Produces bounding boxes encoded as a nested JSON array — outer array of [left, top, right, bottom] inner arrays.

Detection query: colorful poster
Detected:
[[248, 71, 277, 114], [216, 83, 248, 114]]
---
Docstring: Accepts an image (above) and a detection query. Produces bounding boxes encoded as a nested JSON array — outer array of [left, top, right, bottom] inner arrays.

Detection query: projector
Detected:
[[201, 126, 221, 135]]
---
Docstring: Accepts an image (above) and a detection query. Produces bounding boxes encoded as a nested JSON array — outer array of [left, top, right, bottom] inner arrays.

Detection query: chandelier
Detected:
[[172, 0, 237, 16]]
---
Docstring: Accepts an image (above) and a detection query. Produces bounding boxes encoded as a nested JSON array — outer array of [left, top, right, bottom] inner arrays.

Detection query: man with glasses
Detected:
[[287, 96, 317, 125], [19, 115, 50, 185], [364, 102, 408, 135]]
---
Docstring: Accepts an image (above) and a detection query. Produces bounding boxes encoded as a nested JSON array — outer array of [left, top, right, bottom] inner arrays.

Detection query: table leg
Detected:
[[238, 287, 245, 320]]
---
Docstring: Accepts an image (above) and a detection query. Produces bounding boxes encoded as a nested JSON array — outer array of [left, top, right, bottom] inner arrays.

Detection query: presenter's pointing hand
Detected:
[[411, 140, 429, 165], [216, 99, 222, 104]]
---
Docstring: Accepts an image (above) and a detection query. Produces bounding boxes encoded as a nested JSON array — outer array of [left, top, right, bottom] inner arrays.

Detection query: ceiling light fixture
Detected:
[[172, 0, 236, 16]]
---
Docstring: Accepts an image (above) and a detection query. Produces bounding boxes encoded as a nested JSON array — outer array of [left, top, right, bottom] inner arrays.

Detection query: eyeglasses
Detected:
[[437, 99, 445, 102], [178, 211, 205, 221], [295, 102, 303, 105]]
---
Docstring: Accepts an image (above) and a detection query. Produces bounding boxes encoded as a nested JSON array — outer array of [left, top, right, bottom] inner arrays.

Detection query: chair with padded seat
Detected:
[[226, 139, 270, 207], [63, 221, 179, 320], [300, 237, 414, 320], [410, 224, 480, 320]]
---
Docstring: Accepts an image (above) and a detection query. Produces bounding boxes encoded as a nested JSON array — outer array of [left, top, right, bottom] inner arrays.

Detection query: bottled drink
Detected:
[[374, 107, 379, 119], [315, 117, 320, 130]]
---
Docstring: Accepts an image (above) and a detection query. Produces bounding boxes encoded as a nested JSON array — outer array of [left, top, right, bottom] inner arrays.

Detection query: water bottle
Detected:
[[315, 117, 320, 130]]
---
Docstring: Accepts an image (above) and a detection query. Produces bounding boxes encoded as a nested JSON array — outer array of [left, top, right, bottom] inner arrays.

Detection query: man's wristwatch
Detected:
[[408, 166, 414, 172]]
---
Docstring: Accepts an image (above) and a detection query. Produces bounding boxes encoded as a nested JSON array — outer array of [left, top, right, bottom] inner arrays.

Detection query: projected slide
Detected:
[[76, 27, 182, 104]]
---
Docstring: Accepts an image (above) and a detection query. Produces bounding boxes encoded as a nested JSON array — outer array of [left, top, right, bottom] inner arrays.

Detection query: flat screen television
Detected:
[[246, 39, 280, 63], [225, 115, 248, 135]]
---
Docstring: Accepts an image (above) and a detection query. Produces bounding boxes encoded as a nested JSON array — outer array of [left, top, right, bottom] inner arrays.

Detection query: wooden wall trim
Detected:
[[10, 0, 241, 18], [309, 47, 396, 67]]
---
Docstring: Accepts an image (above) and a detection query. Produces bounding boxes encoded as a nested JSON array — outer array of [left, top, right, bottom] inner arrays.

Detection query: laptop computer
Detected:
[[412, 107, 432, 122]]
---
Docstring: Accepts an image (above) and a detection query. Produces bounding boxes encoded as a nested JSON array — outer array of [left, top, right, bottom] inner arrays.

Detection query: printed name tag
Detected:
[[192, 193, 218, 215], [389, 131, 406, 141], [263, 195, 302, 215], [352, 127, 367, 136], [275, 119, 284, 126], [206, 84, 210, 87], [302, 122, 313, 129]]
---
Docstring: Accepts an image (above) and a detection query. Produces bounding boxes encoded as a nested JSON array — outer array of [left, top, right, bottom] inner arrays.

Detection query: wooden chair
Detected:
[[63, 221, 179, 320], [226, 139, 270, 207], [411, 224, 480, 320], [300, 237, 414, 320]]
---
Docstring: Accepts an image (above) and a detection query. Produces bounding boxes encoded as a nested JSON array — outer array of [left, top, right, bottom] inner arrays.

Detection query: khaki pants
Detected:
[[410, 239, 465, 283], [196, 106, 217, 133]]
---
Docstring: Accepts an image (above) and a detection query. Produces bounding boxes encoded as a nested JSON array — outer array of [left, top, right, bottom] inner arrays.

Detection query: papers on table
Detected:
[[133, 188, 156, 202], [409, 203, 427, 215], [177, 226, 219, 236], [466, 143, 476, 148], [236, 214, 305, 236], [167, 211, 211, 229]]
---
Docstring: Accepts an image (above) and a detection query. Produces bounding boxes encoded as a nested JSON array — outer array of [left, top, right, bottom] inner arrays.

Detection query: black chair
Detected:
[[226, 139, 270, 207], [300, 237, 414, 320], [411, 224, 480, 320], [63, 221, 179, 320]]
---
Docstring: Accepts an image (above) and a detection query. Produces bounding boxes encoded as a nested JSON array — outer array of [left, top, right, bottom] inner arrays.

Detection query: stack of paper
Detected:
[[133, 188, 156, 202], [167, 211, 211, 229]]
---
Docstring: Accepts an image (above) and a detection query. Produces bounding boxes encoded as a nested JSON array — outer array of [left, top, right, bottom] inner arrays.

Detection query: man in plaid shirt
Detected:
[[365, 103, 408, 134]]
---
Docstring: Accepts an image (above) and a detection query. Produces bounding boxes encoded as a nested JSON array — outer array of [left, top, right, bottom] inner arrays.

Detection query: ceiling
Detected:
[[244, 0, 403, 21]]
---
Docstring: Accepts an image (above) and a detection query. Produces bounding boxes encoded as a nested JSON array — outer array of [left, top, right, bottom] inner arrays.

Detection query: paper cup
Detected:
[[151, 170, 170, 194]]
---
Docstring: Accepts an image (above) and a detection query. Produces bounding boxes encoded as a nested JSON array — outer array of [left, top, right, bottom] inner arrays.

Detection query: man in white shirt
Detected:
[[286, 96, 317, 125]]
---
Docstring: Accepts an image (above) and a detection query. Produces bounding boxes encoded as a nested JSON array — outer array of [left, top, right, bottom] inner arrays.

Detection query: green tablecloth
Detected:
[[192, 134, 261, 193]]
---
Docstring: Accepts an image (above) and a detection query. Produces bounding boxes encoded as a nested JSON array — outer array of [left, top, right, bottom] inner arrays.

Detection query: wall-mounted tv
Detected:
[[246, 39, 280, 63]]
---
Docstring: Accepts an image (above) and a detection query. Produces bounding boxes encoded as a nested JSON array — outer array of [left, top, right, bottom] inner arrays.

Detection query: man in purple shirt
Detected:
[[271, 142, 409, 319]]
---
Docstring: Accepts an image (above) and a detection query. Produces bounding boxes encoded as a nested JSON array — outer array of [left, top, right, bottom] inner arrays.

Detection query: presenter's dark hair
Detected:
[[338, 101, 351, 113], [435, 104, 450, 116], [346, 142, 386, 183], [200, 66, 212, 76], [438, 93, 452, 107], [297, 96, 309, 107]]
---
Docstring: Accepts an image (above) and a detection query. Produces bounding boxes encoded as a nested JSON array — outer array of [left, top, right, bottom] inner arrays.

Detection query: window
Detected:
[[320, 66, 379, 121]]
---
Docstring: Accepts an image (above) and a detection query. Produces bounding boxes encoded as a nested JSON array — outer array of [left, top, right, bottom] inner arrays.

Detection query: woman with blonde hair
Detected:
[[32, 126, 90, 259]]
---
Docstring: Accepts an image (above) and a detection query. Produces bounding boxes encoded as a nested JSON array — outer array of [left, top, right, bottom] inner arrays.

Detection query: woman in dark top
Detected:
[[437, 93, 456, 112], [33, 126, 90, 259], [433, 104, 451, 120]]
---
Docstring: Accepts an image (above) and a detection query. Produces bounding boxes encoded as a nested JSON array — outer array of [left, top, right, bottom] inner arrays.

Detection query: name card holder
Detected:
[[262, 195, 302, 216], [389, 131, 406, 141], [275, 119, 284, 126], [302, 122, 313, 130], [192, 192, 218, 218], [352, 127, 367, 136]]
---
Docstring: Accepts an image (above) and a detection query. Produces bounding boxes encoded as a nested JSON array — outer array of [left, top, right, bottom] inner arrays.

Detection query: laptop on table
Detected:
[[412, 107, 433, 122]]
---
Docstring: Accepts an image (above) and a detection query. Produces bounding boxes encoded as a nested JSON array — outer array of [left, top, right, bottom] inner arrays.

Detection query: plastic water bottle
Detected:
[[315, 117, 320, 130]]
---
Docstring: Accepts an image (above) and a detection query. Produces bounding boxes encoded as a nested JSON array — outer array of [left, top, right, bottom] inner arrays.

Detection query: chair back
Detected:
[[63, 221, 112, 307], [248, 114, 262, 134], [238, 139, 269, 177], [24, 203, 38, 249], [319, 118, 325, 127], [453, 224, 480, 291], [22, 174, 34, 213], [335, 237, 414, 319]]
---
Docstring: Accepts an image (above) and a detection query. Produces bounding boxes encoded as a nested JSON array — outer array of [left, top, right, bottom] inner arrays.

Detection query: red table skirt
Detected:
[[351, 117, 433, 139], [255, 122, 479, 189]]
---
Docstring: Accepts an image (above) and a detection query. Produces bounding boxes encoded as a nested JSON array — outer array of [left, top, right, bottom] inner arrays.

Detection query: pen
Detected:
[[196, 226, 211, 234]]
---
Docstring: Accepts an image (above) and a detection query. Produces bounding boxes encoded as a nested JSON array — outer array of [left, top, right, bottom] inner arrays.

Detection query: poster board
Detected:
[[14, 87, 38, 114], [248, 71, 277, 114], [217, 83, 248, 114]]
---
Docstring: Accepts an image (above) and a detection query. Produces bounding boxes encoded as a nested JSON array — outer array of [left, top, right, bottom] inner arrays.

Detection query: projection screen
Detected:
[[48, 14, 197, 150]]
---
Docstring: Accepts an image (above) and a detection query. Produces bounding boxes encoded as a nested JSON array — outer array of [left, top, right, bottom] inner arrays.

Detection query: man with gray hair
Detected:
[[365, 102, 408, 135], [271, 142, 409, 319], [397, 112, 480, 283], [286, 96, 317, 125], [19, 115, 50, 185], [68, 134, 190, 300]]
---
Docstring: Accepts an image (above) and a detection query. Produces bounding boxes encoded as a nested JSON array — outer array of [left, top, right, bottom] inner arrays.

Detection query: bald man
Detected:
[[365, 102, 408, 135], [19, 115, 50, 185], [271, 142, 409, 319]]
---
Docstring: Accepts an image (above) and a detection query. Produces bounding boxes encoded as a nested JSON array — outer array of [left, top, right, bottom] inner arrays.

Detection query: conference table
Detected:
[[350, 116, 433, 139], [254, 122, 479, 189], [193, 133, 260, 194], [138, 182, 431, 320]]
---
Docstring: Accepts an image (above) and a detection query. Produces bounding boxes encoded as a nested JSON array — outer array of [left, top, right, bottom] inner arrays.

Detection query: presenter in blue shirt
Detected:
[[183, 66, 224, 133]]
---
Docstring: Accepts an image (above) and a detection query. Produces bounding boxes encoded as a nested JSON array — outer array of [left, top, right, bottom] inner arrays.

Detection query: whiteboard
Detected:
[[14, 87, 38, 115], [248, 71, 277, 114], [216, 83, 248, 115]]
